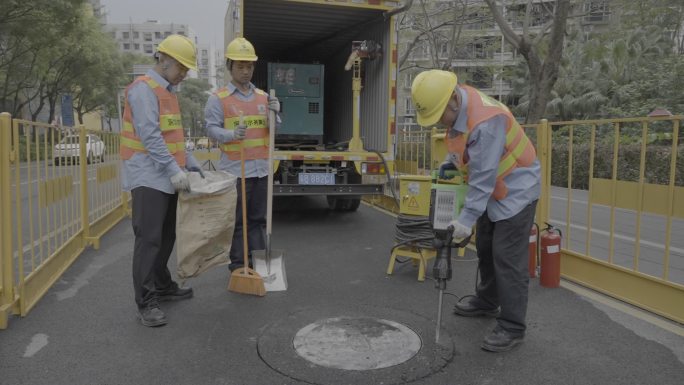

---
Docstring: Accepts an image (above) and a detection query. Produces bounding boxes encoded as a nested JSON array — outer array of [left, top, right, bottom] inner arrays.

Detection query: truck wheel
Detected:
[[326, 196, 361, 212]]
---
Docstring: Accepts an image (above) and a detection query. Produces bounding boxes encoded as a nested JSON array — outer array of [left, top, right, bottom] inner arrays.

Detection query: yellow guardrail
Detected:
[[546, 116, 684, 323], [390, 116, 683, 323], [0, 113, 128, 329], [2, 113, 683, 327]]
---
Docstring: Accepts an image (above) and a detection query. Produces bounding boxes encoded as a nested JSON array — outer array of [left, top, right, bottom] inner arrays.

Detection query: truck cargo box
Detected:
[[225, 0, 403, 209]]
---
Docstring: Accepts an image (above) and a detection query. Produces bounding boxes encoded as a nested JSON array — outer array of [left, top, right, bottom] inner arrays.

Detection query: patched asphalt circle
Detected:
[[257, 304, 455, 385]]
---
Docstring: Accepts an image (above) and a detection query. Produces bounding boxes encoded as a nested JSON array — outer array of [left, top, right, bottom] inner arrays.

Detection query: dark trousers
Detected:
[[229, 176, 267, 268], [131, 187, 178, 309], [475, 200, 538, 335]]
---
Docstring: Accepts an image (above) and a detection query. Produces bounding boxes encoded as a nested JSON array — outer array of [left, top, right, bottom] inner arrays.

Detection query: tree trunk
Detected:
[[486, 0, 571, 123]]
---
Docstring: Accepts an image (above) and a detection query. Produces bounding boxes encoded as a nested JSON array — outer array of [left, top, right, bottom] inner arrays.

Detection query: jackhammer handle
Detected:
[[445, 225, 455, 245], [446, 225, 472, 249]]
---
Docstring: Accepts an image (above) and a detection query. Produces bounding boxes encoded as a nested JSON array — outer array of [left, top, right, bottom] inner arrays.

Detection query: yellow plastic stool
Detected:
[[387, 244, 467, 281], [387, 245, 436, 281]]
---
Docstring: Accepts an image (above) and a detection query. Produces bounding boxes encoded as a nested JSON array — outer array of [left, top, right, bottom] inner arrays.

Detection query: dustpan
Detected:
[[253, 248, 287, 291], [254, 89, 288, 291]]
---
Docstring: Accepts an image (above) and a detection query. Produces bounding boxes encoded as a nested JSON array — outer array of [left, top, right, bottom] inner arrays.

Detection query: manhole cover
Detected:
[[257, 305, 454, 385], [293, 317, 422, 370]]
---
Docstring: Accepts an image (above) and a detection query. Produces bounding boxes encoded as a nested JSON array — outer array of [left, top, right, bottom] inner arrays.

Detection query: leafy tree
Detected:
[[71, 14, 125, 124], [537, 0, 682, 121], [177, 78, 211, 138], [0, 0, 86, 117], [101, 53, 155, 131]]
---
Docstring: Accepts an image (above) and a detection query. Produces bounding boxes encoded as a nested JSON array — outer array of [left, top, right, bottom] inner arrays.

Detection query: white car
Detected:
[[53, 134, 105, 165]]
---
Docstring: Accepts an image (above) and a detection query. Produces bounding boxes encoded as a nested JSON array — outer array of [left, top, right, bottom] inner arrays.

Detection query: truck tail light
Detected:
[[362, 162, 385, 175]]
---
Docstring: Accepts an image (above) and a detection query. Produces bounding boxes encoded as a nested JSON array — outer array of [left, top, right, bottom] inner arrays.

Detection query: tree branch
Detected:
[[483, 0, 522, 49]]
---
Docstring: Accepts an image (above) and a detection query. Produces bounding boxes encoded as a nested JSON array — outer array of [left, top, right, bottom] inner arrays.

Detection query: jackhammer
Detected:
[[429, 179, 470, 343], [432, 225, 471, 343]]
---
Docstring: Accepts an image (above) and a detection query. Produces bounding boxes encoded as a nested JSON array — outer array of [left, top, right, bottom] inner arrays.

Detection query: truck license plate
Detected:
[[298, 173, 335, 185]]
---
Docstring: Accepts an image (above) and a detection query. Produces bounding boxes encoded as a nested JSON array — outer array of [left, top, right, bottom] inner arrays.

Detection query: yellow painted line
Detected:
[[561, 280, 684, 337]]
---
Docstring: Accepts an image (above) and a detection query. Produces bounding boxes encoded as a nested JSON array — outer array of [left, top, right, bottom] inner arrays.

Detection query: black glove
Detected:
[[438, 161, 456, 180]]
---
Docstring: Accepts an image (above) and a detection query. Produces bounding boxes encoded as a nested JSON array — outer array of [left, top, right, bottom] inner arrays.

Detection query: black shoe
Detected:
[[481, 326, 524, 352], [138, 304, 167, 327], [453, 296, 500, 317], [158, 286, 193, 302]]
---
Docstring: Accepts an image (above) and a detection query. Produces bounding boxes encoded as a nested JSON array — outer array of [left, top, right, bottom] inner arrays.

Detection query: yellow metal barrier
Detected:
[[3, 113, 683, 327], [385, 117, 683, 323], [0, 115, 128, 328], [547, 116, 684, 323], [395, 128, 432, 175], [1, 113, 16, 329]]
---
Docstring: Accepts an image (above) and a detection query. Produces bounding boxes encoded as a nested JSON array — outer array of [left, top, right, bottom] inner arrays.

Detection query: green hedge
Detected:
[[551, 143, 684, 189]]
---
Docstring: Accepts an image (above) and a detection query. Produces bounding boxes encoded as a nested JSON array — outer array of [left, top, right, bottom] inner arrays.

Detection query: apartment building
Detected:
[[86, 0, 106, 24], [107, 20, 198, 57], [196, 44, 220, 89]]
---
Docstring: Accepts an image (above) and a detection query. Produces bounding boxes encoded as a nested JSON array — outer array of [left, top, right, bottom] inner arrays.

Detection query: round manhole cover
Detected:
[[258, 305, 454, 385], [293, 317, 422, 370]]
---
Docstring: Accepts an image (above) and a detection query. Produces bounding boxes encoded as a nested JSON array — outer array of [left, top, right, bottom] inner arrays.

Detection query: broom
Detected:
[[228, 114, 266, 296]]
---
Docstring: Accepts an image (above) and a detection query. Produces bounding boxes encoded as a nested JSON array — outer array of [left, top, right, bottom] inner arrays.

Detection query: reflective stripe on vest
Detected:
[[215, 87, 269, 161], [446, 85, 536, 200], [119, 75, 186, 167]]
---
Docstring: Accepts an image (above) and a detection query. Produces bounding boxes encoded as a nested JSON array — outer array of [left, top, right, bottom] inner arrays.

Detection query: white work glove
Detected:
[[233, 124, 247, 141], [268, 96, 280, 112], [449, 219, 472, 241], [170, 171, 190, 192]]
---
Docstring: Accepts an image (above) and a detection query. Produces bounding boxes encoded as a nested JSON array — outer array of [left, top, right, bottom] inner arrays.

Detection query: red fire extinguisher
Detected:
[[529, 223, 539, 278], [540, 223, 562, 288]]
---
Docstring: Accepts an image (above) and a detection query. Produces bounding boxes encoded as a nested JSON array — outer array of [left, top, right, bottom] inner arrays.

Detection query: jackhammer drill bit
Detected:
[[433, 226, 454, 343]]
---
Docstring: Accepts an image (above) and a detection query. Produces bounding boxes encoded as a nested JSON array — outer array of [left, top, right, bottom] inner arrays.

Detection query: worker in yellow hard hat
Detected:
[[204, 37, 280, 272], [411, 69, 540, 352], [120, 34, 203, 327]]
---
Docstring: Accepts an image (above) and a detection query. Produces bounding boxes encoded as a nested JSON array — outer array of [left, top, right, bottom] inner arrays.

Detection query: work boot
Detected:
[[158, 286, 193, 302], [481, 325, 524, 352], [453, 296, 500, 317], [138, 303, 167, 327]]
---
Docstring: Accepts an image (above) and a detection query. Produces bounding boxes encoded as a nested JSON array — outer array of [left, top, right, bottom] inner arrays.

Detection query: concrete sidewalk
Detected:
[[1, 197, 683, 385]]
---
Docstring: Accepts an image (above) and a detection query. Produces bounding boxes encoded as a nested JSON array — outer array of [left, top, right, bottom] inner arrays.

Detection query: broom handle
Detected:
[[240, 115, 249, 270]]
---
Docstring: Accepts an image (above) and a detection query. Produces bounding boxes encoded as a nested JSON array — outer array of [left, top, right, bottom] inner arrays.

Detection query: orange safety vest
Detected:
[[446, 85, 536, 201], [216, 87, 269, 161], [119, 75, 186, 167]]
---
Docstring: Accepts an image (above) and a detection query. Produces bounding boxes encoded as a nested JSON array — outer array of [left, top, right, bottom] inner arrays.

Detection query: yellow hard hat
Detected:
[[411, 70, 458, 126], [157, 34, 198, 71], [225, 37, 258, 61]]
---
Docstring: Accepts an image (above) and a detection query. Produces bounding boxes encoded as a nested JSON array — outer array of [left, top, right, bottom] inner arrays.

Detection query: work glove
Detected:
[[185, 154, 205, 178], [233, 124, 247, 141], [438, 161, 457, 180], [186, 166, 205, 178], [448, 219, 472, 241], [268, 96, 280, 112], [170, 171, 191, 193]]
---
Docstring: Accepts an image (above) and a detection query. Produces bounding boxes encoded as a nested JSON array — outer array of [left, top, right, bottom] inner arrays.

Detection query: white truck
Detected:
[[225, 0, 408, 211]]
